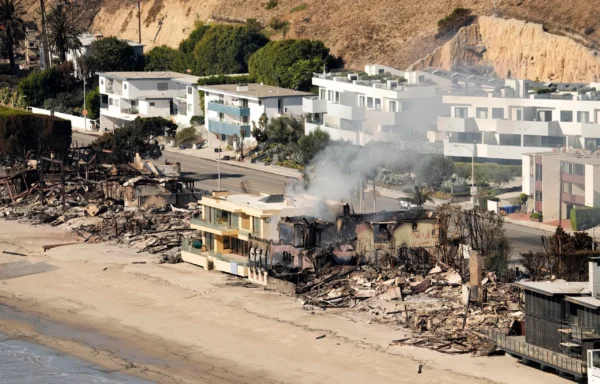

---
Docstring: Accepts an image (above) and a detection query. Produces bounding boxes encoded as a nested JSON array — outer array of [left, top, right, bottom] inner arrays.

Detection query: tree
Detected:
[[144, 45, 183, 72], [398, 185, 434, 209], [264, 116, 304, 144], [193, 24, 268, 75], [89, 37, 142, 73], [298, 127, 330, 164], [179, 22, 210, 71], [520, 251, 548, 281], [84, 87, 100, 119], [46, 3, 81, 63], [18, 68, 65, 107], [0, 0, 26, 75], [277, 57, 324, 91], [417, 155, 454, 191], [248, 40, 335, 91], [490, 166, 512, 187], [91, 116, 175, 163]]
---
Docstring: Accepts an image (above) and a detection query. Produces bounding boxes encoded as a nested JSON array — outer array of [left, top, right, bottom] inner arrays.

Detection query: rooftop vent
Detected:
[[237, 83, 249, 92]]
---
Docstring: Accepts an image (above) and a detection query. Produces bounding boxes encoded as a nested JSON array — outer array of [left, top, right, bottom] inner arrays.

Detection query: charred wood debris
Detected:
[[0, 146, 207, 264]]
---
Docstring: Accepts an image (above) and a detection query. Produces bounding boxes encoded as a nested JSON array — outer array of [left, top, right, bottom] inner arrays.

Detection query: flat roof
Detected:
[[197, 83, 313, 99], [565, 295, 600, 309], [97, 71, 201, 83], [523, 150, 600, 166], [515, 280, 589, 296], [80, 34, 144, 48], [210, 193, 324, 211]]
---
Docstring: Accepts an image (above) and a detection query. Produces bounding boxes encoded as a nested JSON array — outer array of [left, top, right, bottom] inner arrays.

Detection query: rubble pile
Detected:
[[297, 263, 523, 355], [0, 153, 205, 263]]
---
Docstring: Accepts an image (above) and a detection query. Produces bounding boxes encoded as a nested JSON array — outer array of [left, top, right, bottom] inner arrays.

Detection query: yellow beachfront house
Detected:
[[181, 191, 340, 278]]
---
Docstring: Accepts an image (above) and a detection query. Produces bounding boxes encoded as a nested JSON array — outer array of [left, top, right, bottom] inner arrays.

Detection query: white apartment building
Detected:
[[67, 34, 144, 76], [438, 79, 600, 162], [197, 83, 312, 147], [303, 69, 442, 146], [98, 71, 202, 131]]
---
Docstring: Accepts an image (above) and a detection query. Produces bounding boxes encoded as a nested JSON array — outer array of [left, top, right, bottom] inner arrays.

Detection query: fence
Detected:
[[30, 107, 98, 131], [489, 329, 587, 377]]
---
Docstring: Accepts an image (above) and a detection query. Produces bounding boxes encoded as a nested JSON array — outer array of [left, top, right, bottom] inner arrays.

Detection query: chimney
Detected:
[[236, 83, 249, 92], [589, 258, 600, 297]]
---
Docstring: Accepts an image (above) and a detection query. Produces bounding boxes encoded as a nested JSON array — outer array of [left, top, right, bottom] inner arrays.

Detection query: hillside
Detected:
[[20, 0, 600, 80]]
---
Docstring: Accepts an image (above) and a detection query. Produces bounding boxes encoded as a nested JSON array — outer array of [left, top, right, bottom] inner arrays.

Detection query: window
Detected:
[[563, 182, 572, 194], [157, 83, 168, 91], [499, 134, 521, 146], [561, 161, 572, 174], [223, 236, 231, 249], [252, 217, 261, 236], [492, 108, 505, 119], [456, 132, 482, 144], [359, 95, 365, 107], [187, 86, 192, 95], [221, 134, 226, 140], [537, 110, 552, 121], [515, 109, 522, 121], [334, 92, 340, 103], [389, 100, 397, 112], [108, 98, 113, 106], [574, 163, 585, 176], [123, 83, 127, 90], [560, 110, 573, 122], [278, 99, 282, 112], [258, 100, 262, 106], [578, 111, 590, 123], [374, 98, 381, 110], [320, 89, 326, 100], [242, 116, 249, 124], [535, 163, 542, 181], [328, 90, 333, 101], [367, 97, 373, 109], [455, 107, 468, 118], [535, 190, 543, 202], [412, 222, 418, 231], [149, 102, 155, 107], [476, 107, 488, 119], [100, 79, 104, 85]]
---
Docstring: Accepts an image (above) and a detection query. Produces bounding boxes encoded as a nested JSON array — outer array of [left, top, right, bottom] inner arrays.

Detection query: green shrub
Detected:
[[269, 17, 289, 31], [265, 0, 278, 9], [437, 8, 474, 37], [518, 193, 528, 205], [478, 196, 499, 210], [175, 127, 199, 145], [290, 4, 307, 13], [530, 212, 543, 221], [18, 68, 66, 107], [85, 87, 101, 120], [190, 115, 205, 126], [571, 207, 600, 230]]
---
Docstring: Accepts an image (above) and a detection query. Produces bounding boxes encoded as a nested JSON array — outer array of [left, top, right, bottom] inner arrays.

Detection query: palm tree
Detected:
[[47, 3, 81, 63], [398, 185, 434, 209], [0, 0, 26, 75]]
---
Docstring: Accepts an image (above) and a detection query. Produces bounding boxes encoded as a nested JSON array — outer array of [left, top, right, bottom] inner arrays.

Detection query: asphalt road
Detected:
[[72, 132, 547, 259]]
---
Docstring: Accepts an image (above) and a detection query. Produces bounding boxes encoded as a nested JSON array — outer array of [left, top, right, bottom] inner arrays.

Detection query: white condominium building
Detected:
[[98, 71, 202, 131], [438, 79, 600, 162], [198, 83, 312, 147], [304, 69, 442, 146]]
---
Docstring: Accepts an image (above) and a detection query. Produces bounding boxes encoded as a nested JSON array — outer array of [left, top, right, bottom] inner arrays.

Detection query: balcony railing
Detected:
[[572, 325, 600, 341], [207, 118, 250, 137], [488, 329, 586, 377], [121, 107, 139, 115], [207, 101, 250, 117]]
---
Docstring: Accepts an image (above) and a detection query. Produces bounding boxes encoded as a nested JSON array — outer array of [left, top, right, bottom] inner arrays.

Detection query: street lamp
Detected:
[[456, 144, 476, 206]]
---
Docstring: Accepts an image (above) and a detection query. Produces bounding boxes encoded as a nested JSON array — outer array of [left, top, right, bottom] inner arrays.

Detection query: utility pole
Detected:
[[137, 0, 142, 44], [39, 0, 51, 69]]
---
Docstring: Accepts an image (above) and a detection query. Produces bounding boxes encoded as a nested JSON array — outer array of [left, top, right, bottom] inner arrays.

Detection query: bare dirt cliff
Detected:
[[19, 0, 600, 81], [410, 16, 600, 83]]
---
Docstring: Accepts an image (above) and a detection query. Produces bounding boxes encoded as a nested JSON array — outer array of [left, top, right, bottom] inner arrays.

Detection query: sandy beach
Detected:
[[0, 220, 571, 384]]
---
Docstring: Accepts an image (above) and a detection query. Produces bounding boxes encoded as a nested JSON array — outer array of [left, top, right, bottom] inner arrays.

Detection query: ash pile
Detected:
[[0, 148, 208, 263]]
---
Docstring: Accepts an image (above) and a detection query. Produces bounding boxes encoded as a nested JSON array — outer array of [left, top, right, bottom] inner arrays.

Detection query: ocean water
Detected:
[[0, 333, 154, 384]]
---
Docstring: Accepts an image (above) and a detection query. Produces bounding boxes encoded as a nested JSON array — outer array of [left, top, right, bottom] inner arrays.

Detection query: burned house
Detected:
[[275, 210, 439, 270], [489, 258, 600, 379]]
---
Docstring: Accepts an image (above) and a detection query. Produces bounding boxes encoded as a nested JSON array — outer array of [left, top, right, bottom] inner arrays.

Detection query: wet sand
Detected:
[[0, 221, 572, 384]]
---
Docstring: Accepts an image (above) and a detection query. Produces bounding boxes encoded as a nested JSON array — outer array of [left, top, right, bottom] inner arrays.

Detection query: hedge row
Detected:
[[570, 207, 600, 230], [0, 107, 72, 156]]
